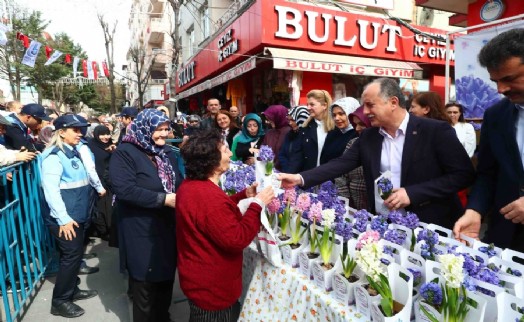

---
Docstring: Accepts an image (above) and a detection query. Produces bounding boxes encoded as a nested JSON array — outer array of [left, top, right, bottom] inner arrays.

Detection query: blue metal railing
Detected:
[[0, 159, 56, 322]]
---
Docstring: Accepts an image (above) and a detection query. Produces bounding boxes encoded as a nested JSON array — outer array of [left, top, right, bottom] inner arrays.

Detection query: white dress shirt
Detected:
[[315, 119, 328, 166], [379, 112, 410, 189]]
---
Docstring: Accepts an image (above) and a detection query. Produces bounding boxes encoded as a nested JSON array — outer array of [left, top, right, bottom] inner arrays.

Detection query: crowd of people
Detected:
[[0, 28, 523, 322]]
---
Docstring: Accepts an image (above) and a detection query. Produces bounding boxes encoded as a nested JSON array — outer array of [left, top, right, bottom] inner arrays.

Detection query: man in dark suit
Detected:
[[454, 29, 524, 250], [280, 78, 475, 229]]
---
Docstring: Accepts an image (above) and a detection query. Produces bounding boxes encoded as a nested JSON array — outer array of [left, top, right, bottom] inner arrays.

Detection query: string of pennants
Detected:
[[15, 31, 110, 80]]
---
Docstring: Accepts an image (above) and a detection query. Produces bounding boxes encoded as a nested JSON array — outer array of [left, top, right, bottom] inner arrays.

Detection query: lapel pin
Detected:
[[412, 131, 417, 135]]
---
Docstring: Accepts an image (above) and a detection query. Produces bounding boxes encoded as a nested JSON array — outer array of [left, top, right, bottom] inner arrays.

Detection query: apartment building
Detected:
[[126, 0, 174, 108]]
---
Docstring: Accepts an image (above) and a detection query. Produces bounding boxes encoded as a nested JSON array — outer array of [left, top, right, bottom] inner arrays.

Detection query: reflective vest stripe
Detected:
[[59, 179, 89, 189]]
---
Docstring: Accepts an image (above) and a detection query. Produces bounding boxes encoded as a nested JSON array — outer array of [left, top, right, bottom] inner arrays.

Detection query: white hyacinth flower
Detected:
[[321, 209, 336, 228], [439, 253, 465, 288]]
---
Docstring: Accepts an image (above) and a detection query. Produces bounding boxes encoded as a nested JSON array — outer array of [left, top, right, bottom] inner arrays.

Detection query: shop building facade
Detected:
[[175, 0, 456, 114]]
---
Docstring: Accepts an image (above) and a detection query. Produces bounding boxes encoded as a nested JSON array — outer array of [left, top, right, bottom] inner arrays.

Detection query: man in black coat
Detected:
[[280, 78, 475, 229], [454, 29, 524, 250]]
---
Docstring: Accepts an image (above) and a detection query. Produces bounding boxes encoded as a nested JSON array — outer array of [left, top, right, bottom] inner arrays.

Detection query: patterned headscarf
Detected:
[[122, 109, 176, 193], [236, 113, 265, 144], [288, 105, 310, 127]]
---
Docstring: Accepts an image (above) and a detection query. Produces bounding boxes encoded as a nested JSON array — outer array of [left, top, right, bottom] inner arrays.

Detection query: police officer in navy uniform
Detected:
[[40, 115, 99, 318], [4, 103, 51, 152]]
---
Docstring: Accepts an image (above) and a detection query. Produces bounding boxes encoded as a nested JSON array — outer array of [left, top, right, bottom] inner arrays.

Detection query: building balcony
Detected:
[[150, 0, 166, 17], [415, 0, 470, 15], [149, 17, 165, 45]]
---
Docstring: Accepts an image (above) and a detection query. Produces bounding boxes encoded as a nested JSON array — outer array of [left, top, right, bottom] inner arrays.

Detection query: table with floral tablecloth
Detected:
[[239, 244, 369, 322]]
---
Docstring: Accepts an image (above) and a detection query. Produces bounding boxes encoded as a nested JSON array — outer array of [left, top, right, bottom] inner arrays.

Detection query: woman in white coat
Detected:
[[445, 102, 476, 158]]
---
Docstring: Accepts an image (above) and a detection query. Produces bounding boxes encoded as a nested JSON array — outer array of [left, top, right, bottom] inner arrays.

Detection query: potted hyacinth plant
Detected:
[[298, 200, 322, 278], [316, 209, 337, 269], [311, 208, 340, 290], [418, 253, 470, 322], [354, 231, 391, 317], [266, 197, 281, 232], [388, 210, 420, 251], [277, 188, 295, 241], [257, 145, 274, 176], [283, 191, 310, 246], [332, 220, 361, 305], [355, 230, 410, 319], [280, 191, 310, 267], [377, 177, 393, 200], [221, 161, 256, 195]]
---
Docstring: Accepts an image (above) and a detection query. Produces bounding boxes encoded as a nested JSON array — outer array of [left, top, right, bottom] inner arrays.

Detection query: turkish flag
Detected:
[[82, 59, 88, 77], [65, 54, 72, 64], [45, 46, 52, 59], [101, 61, 110, 77], [91, 61, 98, 80]]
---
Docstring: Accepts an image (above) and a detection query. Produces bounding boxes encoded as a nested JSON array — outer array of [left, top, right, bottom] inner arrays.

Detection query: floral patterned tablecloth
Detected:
[[239, 244, 370, 322]]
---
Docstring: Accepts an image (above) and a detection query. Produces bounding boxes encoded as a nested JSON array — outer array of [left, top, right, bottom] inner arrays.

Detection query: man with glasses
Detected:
[[4, 103, 51, 152]]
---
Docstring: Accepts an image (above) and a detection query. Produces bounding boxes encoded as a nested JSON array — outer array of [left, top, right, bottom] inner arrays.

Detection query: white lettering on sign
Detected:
[[413, 45, 455, 61], [218, 29, 239, 62], [275, 5, 401, 53], [178, 61, 196, 86], [276, 58, 418, 78], [274, 4, 455, 61]]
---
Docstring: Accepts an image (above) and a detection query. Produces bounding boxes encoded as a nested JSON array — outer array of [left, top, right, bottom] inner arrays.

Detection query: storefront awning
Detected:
[[265, 47, 423, 79], [176, 57, 257, 100]]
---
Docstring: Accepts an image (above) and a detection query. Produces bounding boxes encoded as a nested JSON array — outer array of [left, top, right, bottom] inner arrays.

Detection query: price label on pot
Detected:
[[311, 262, 324, 289], [298, 253, 310, 277], [281, 245, 291, 264]]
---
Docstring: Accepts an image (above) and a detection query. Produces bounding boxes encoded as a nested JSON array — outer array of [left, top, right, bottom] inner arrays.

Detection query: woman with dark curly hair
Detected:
[[176, 129, 274, 321]]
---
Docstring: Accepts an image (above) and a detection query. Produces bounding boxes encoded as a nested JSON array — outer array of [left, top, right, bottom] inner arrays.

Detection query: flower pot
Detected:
[[415, 299, 442, 322], [311, 260, 336, 291], [354, 283, 382, 319], [410, 289, 420, 321], [370, 300, 407, 322], [332, 273, 361, 305], [281, 242, 304, 268], [298, 245, 319, 279]]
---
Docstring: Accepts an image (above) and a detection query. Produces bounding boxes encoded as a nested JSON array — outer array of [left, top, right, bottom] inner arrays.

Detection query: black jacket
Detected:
[[301, 115, 475, 229], [468, 98, 524, 249], [109, 142, 183, 282]]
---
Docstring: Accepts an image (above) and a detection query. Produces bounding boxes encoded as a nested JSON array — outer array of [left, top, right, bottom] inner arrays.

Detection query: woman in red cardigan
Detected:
[[177, 129, 274, 321]]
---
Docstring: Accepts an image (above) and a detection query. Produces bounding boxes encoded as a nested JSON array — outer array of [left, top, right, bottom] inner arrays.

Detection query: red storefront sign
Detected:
[[176, 0, 455, 92]]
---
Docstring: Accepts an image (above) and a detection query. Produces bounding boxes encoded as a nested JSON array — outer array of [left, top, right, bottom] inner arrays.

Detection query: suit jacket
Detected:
[[287, 121, 357, 173], [467, 98, 524, 249], [301, 115, 475, 229]]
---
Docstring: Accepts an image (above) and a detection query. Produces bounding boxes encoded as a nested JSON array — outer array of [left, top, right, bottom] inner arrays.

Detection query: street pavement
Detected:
[[20, 238, 190, 322]]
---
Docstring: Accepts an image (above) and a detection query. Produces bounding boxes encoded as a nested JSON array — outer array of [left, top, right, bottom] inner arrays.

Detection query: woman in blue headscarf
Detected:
[[109, 109, 183, 322], [230, 113, 265, 165]]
